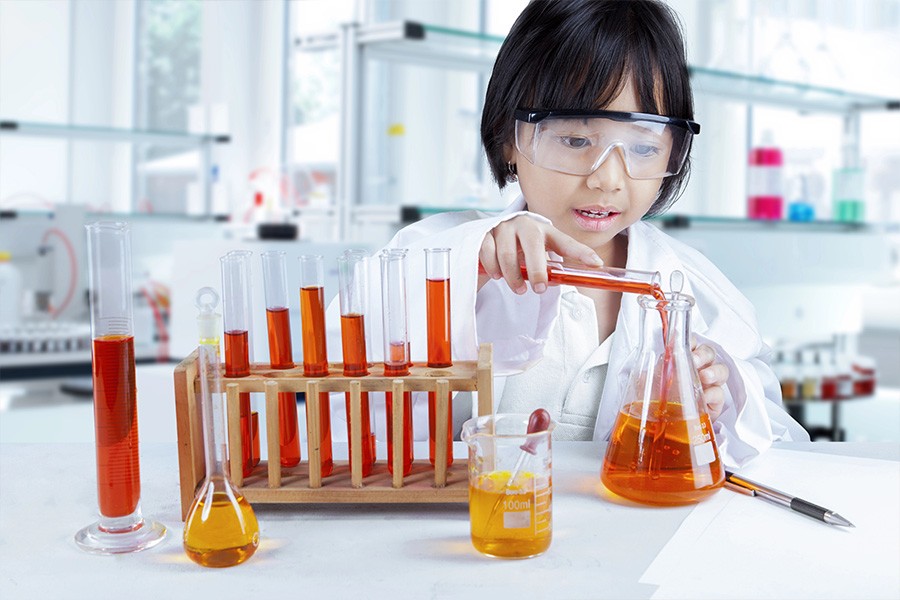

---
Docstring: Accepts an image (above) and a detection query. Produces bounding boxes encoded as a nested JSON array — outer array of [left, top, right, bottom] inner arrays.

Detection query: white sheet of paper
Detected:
[[640, 449, 900, 600]]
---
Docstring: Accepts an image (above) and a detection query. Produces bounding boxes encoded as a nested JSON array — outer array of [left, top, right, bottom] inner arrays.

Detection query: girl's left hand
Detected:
[[691, 341, 729, 421]]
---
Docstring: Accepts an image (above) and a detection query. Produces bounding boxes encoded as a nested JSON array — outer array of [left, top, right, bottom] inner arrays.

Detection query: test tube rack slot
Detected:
[[174, 344, 493, 520]]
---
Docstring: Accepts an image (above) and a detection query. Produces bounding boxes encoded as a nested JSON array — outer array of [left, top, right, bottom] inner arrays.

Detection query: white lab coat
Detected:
[[324, 195, 809, 468]]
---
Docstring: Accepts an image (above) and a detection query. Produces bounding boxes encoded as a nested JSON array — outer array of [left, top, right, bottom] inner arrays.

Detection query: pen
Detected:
[[724, 470, 855, 528]]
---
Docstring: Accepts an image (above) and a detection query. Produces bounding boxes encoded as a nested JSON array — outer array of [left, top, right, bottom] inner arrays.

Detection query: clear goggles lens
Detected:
[[515, 115, 693, 179]]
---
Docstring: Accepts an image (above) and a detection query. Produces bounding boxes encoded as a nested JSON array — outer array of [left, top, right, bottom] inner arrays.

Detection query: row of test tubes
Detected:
[[219, 247, 453, 481]]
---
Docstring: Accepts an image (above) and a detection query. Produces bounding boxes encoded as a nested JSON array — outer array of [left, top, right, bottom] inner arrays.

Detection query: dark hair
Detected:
[[481, 0, 694, 217]]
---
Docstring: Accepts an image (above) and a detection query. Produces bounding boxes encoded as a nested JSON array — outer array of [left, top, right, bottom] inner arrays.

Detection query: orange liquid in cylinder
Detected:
[[601, 401, 724, 505], [469, 471, 552, 558], [341, 313, 375, 475], [300, 286, 333, 477], [92, 335, 141, 518], [385, 342, 413, 475], [224, 330, 253, 477], [426, 278, 453, 466], [265, 307, 301, 467]]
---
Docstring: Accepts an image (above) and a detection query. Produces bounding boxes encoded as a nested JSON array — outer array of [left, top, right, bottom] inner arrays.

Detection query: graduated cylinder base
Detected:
[[75, 509, 167, 554]]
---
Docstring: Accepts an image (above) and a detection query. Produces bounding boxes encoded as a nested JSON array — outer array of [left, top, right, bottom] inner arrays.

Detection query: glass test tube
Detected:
[[381, 249, 414, 476], [299, 254, 334, 477], [338, 250, 375, 476], [76, 222, 166, 554], [220, 251, 255, 476], [260, 250, 301, 468], [425, 248, 453, 467]]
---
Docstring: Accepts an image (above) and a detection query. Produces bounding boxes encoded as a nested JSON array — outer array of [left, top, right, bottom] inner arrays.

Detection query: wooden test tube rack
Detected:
[[174, 344, 493, 520]]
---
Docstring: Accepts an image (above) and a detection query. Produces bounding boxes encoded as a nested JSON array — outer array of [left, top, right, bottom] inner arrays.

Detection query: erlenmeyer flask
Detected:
[[183, 288, 260, 568], [601, 292, 724, 505]]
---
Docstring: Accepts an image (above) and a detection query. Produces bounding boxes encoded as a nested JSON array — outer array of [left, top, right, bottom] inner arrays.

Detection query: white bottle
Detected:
[[0, 251, 23, 326]]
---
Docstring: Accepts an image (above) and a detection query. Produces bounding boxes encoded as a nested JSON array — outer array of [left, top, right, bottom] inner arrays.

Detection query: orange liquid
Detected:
[[224, 330, 253, 477], [265, 307, 300, 467], [91, 335, 141, 518], [251, 411, 260, 467], [469, 471, 552, 558], [601, 401, 724, 505], [426, 278, 451, 368], [341, 313, 375, 475], [300, 286, 328, 376], [384, 343, 413, 475], [300, 286, 333, 476]]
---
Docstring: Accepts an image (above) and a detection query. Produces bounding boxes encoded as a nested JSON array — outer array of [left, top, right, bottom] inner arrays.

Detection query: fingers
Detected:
[[479, 232, 502, 280], [516, 223, 549, 294], [544, 228, 603, 267], [692, 344, 716, 370], [492, 221, 527, 294], [702, 385, 725, 421], [698, 363, 729, 388]]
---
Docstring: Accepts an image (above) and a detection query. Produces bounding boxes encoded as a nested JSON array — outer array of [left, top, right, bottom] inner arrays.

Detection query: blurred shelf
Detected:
[[0, 120, 230, 145], [651, 214, 890, 232]]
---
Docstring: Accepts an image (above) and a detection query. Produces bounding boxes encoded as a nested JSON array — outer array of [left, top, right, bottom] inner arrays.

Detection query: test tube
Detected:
[[76, 222, 166, 554], [299, 254, 334, 477], [260, 250, 301, 468], [338, 250, 375, 476], [381, 249, 413, 476], [425, 248, 453, 467], [220, 250, 254, 477]]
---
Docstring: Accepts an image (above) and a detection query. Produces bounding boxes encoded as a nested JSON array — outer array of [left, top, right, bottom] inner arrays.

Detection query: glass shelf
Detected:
[[689, 66, 900, 114], [0, 120, 230, 145], [650, 213, 887, 232]]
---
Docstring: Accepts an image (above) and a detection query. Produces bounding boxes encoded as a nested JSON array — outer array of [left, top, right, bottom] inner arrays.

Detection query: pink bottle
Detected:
[[747, 135, 784, 220]]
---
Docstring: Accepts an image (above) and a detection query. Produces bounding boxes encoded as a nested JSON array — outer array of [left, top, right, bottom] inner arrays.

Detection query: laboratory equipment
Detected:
[[338, 250, 375, 477], [478, 260, 661, 296], [0, 251, 22, 325], [426, 248, 453, 467], [76, 222, 166, 554], [380, 249, 413, 476], [462, 412, 554, 559], [747, 138, 784, 220], [260, 250, 302, 467], [601, 291, 724, 505], [299, 254, 334, 477], [183, 288, 260, 568], [220, 250, 254, 476], [833, 131, 865, 223]]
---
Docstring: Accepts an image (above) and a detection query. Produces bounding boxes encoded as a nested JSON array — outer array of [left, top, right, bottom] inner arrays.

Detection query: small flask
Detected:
[[601, 292, 724, 505], [183, 288, 260, 568]]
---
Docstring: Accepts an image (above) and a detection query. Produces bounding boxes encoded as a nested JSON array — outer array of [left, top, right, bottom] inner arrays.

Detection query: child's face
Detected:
[[511, 78, 664, 254]]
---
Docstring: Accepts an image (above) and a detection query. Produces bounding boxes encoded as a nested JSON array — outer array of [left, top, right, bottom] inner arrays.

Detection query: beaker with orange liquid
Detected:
[[601, 292, 724, 505], [462, 413, 555, 559]]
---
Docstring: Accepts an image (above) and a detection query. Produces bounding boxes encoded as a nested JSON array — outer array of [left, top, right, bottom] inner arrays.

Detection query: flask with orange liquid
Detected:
[[601, 291, 724, 505]]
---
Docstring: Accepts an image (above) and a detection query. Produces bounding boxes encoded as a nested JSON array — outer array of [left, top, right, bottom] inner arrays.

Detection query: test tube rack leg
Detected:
[[174, 343, 493, 520]]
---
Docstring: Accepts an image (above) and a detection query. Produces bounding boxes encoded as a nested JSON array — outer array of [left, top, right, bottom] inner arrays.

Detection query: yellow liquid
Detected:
[[183, 482, 260, 568], [469, 470, 552, 559]]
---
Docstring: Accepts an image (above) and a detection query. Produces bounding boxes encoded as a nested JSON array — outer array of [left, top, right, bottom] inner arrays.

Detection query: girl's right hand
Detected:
[[478, 215, 603, 294]]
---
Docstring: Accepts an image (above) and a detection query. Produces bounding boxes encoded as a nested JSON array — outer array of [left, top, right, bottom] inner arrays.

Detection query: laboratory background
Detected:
[[1, 0, 897, 441], [1, 0, 899, 595]]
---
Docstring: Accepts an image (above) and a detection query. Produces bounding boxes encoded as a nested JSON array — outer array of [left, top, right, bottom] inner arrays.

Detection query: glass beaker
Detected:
[[461, 414, 555, 559], [601, 292, 724, 505], [76, 222, 166, 554]]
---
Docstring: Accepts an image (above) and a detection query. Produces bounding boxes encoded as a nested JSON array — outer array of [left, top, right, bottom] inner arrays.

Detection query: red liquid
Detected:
[[91, 335, 140, 518], [426, 277, 453, 466], [385, 342, 413, 476], [265, 307, 300, 467], [341, 313, 375, 475], [224, 330, 253, 477], [300, 286, 333, 477]]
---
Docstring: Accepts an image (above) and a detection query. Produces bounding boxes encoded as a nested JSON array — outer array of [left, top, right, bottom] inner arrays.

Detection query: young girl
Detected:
[[327, 0, 807, 467]]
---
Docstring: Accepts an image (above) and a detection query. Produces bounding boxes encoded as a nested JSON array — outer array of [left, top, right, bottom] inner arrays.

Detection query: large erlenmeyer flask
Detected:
[[601, 292, 724, 505]]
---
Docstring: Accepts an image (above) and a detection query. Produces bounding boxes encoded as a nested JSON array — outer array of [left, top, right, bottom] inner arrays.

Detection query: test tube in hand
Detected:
[[261, 250, 301, 468], [338, 250, 376, 477], [381, 249, 414, 476], [425, 248, 453, 467], [76, 222, 166, 554], [220, 250, 254, 476], [299, 254, 334, 477]]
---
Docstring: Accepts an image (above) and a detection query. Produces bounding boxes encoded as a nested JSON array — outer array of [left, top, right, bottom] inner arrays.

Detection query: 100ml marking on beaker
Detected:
[[92, 334, 141, 519], [469, 471, 552, 559]]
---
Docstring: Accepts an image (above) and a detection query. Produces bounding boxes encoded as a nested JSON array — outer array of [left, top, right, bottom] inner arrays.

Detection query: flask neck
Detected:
[[198, 343, 230, 479], [638, 293, 693, 355]]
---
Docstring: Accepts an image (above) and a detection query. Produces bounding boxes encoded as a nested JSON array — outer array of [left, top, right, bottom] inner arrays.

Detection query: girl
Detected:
[[327, 0, 807, 467]]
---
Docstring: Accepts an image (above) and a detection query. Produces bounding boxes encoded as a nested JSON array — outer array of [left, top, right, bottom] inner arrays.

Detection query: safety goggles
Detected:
[[514, 109, 700, 179]]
